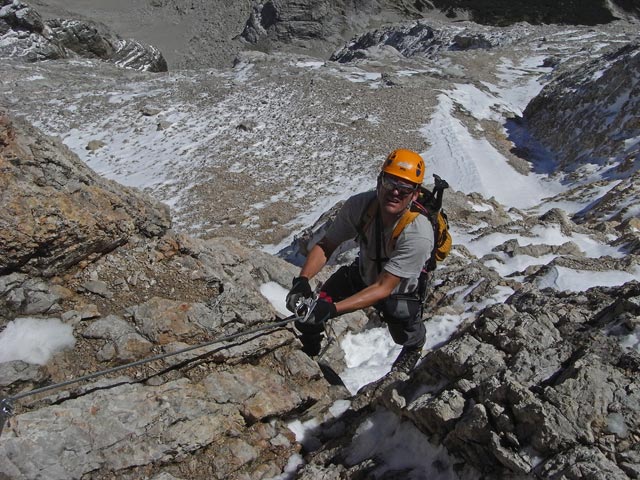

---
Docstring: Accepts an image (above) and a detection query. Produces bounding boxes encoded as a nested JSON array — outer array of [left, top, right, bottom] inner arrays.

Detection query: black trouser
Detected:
[[295, 261, 426, 355]]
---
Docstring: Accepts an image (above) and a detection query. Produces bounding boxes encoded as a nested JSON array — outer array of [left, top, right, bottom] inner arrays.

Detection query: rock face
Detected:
[[524, 43, 640, 174], [0, 225, 352, 479], [239, 0, 389, 51], [522, 43, 640, 227], [0, 112, 171, 277], [46, 19, 168, 72], [0, 0, 167, 71], [239, 0, 637, 56], [299, 283, 640, 478], [329, 19, 523, 63], [0, 112, 357, 479], [429, 283, 639, 477]]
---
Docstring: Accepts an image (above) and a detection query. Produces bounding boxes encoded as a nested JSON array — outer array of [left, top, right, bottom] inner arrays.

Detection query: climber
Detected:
[[286, 149, 434, 374]]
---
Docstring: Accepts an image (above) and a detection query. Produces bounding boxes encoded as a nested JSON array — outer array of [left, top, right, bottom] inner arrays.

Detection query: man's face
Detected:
[[378, 174, 418, 217]]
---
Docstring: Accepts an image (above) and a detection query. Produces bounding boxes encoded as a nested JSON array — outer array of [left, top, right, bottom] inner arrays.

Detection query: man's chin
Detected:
[[381, 201, 403, 215]]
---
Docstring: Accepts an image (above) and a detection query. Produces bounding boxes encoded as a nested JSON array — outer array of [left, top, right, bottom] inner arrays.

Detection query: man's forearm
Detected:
[[299, 241, 333, 280], [334, 283, 388, 314], [335, 270, 401, 314]]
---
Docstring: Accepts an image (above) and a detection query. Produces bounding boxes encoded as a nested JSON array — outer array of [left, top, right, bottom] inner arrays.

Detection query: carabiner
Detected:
[[0, 397, 14, 437], [295, 287, 321, 324]]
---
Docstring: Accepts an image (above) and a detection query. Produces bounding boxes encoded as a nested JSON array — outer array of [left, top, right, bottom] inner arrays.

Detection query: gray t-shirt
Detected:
[[325, 190, 434, 295]]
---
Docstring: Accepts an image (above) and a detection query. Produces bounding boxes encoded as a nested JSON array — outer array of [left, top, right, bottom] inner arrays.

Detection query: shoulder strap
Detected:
[[356, 199, 392, 274], [356, 198, 379, 245], [390, 210, 420, 250], [374, 207, 385, 274]]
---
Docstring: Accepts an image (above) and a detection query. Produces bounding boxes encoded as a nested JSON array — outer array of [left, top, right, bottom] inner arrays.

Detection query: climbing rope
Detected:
[[0, 314, 304, 437]]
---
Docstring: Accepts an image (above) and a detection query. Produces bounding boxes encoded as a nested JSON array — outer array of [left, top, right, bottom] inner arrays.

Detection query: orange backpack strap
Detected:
[[390, 210, 420, 249]]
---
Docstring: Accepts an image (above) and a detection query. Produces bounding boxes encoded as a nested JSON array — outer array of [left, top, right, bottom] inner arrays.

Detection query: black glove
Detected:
[[305, 299, 337, 325], [286, 276, 312, 313]]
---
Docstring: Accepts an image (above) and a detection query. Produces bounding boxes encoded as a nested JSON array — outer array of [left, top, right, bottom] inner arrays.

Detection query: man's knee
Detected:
[[379, 294, 422, 321]]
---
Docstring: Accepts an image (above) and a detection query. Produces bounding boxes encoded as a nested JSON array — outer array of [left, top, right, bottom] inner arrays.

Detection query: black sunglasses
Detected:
[[380, 175, 416, 196]]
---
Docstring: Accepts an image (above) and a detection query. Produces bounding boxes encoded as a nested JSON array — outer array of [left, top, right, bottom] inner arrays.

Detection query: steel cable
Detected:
[[0, 314, 302, 436]]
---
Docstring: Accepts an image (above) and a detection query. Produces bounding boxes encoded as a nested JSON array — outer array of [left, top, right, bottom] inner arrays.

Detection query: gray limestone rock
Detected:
[[0, 360, 46, 387], [129, 297, 218, 344], [302, 283, 640, 478], [82, 315, 153, 362], [537, 445, 632, 479], [0, 380, 242, 479]]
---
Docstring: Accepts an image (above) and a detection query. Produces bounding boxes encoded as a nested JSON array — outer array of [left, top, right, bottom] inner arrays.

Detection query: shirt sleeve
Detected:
[[324, 192, 374, 246]]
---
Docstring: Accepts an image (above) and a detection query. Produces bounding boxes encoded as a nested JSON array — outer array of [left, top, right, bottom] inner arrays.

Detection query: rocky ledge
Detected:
[[299, 282, 640, 478]]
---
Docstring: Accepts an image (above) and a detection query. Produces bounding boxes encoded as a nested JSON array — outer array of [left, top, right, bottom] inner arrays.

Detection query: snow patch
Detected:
[[0, 317, 75, 365]]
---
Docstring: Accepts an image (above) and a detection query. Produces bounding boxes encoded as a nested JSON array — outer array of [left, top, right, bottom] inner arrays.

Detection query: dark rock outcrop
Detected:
[[46, 19, 168, 72], [0, 0, 43, 32], [425, 0, 619, 25], [239, 0, 367, 56], [329, 19, 517, 62], [0, 1, 167, 71], [45, 18, 114, 58]]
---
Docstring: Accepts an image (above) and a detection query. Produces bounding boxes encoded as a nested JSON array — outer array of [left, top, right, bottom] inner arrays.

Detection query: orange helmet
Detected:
[[381, 149, 425, 185]]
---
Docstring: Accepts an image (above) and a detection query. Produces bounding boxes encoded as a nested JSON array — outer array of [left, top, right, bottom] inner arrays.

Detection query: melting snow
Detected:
[[0, 317, 75, 365]]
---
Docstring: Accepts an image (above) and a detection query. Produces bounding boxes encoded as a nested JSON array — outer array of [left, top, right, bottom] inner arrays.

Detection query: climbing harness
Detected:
[[0, 313, 307, 437]]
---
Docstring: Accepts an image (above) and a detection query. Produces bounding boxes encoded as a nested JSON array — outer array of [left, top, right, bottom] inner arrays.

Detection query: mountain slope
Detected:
[[1, 2, 639, 479]]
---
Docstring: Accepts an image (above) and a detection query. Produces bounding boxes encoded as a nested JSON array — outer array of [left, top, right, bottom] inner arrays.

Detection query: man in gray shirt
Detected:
[[286, 149, 434, 374]]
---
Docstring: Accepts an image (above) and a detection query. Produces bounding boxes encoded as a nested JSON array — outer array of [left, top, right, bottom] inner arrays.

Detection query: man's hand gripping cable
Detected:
[[293, 286, 322, 324], [292, 287, 338, 358]]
